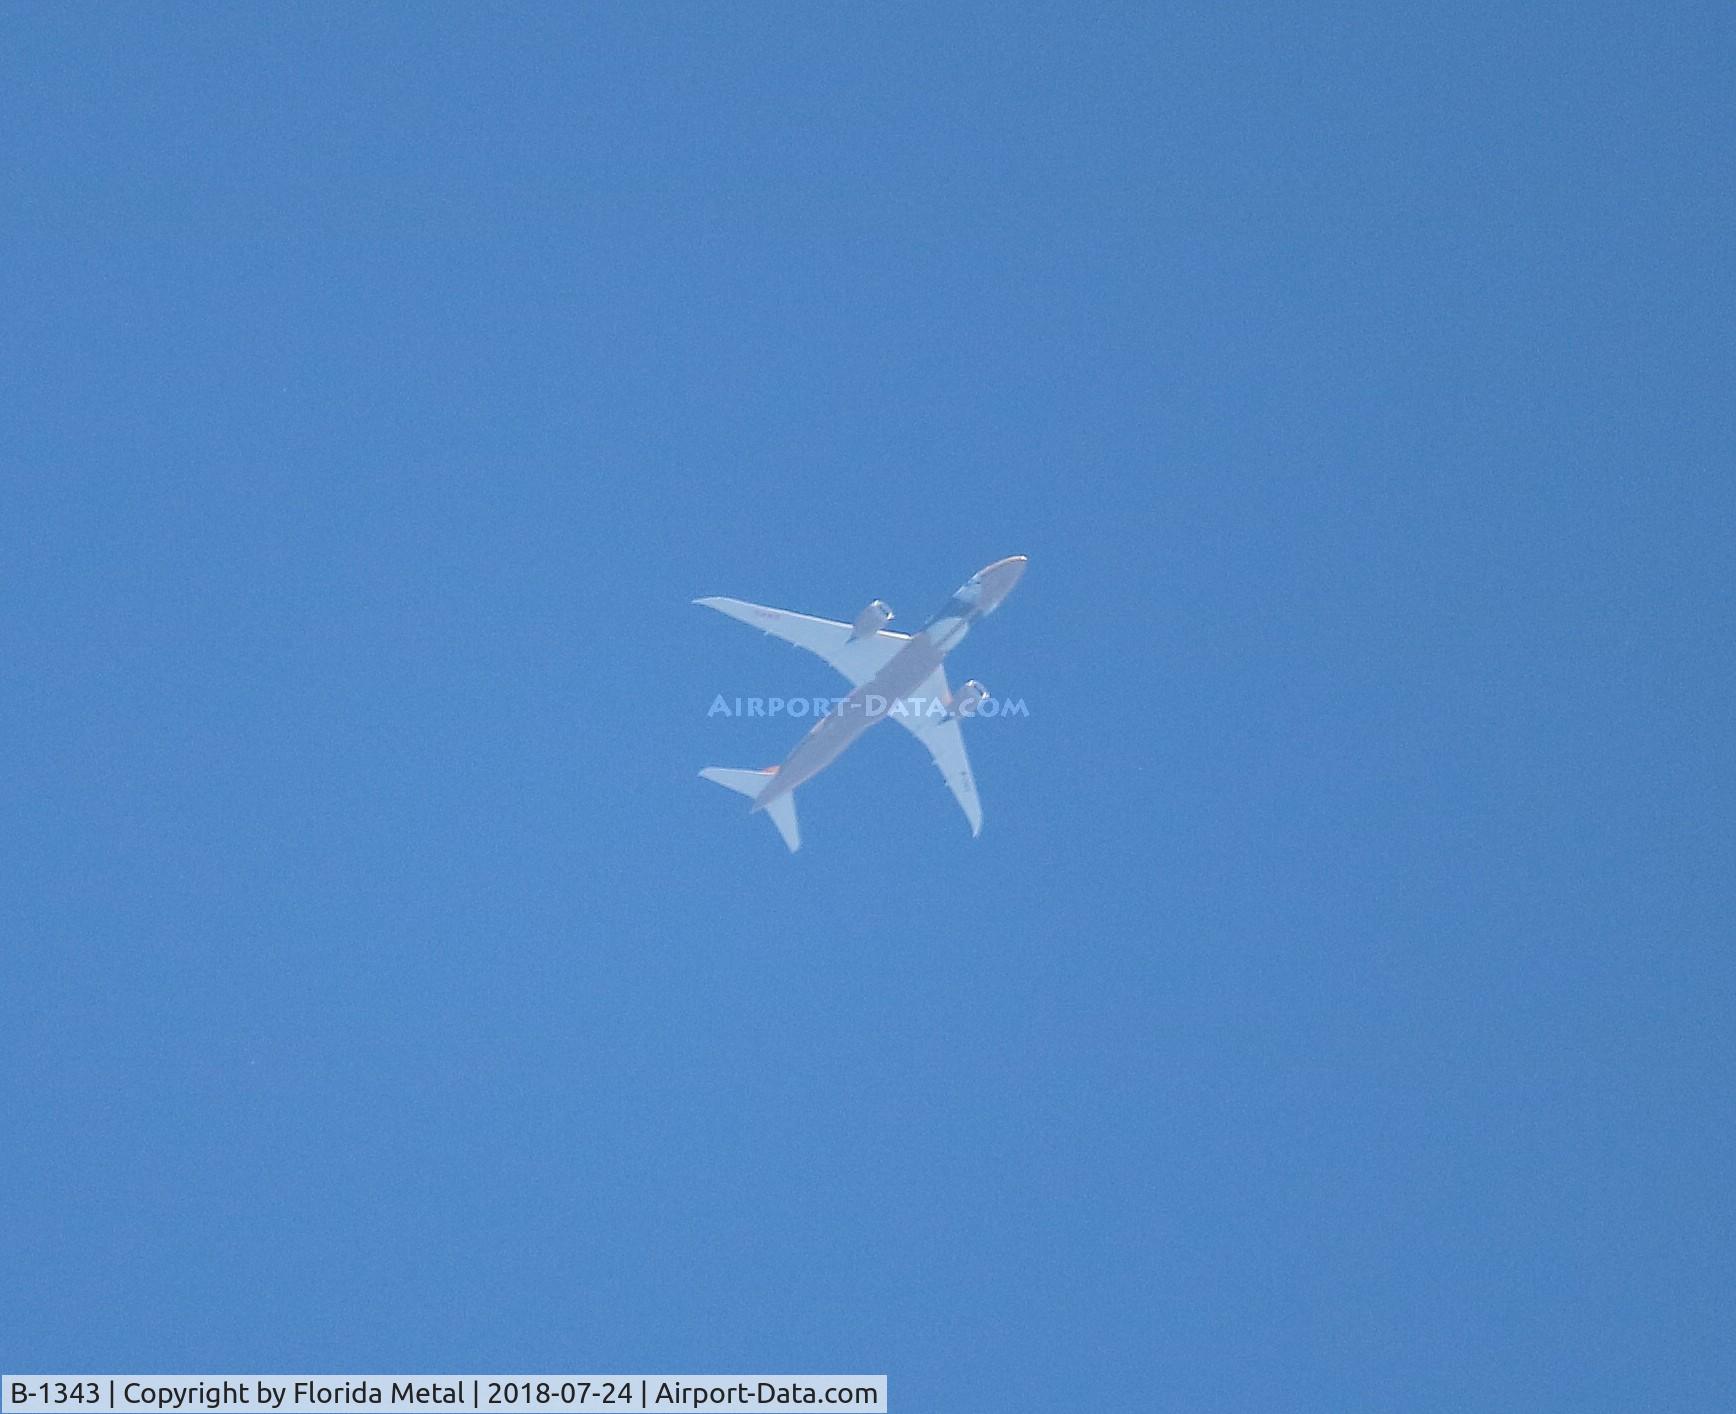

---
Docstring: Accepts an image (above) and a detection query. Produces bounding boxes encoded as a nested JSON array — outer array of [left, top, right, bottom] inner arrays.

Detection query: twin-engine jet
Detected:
[[696, 555, 1027, 851]]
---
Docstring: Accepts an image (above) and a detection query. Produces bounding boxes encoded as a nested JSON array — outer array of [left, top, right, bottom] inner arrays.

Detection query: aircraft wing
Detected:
[[893, 667, 984, 836], [693, 596, 909, 687]]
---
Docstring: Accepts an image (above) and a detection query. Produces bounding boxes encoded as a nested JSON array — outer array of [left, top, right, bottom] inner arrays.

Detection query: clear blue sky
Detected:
[[3, 4, 1731, 1409]]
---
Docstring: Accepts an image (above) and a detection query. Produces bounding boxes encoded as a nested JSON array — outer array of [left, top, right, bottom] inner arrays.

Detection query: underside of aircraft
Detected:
[[695, 556, 1026, 851]]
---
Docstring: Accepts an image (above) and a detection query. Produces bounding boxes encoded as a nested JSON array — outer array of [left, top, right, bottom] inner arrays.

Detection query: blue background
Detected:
[[3, 4, 1731, 1409]]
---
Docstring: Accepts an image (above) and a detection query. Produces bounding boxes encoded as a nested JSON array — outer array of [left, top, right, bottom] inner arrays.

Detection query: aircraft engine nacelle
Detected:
[[851, 599, 893, 638], [948, 680, 989, 718]]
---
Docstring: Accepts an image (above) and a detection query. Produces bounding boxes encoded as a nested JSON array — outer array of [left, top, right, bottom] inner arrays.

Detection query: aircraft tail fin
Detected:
[[699, 767, 801, 852]]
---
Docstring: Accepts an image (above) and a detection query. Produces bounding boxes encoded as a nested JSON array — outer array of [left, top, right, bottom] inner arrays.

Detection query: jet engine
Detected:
[[850, 599, 894, 638], [948, 680, 989, 718]]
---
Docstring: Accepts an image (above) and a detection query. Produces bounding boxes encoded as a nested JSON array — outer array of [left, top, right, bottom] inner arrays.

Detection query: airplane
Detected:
[[695, 555, 1028, 851]]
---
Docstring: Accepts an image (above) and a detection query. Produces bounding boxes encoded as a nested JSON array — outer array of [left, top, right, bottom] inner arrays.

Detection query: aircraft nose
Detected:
[[977, 554, 1028, 608]]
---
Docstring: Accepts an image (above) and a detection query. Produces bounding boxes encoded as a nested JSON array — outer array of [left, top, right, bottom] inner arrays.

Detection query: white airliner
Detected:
[[696, 555, 1028, 851]]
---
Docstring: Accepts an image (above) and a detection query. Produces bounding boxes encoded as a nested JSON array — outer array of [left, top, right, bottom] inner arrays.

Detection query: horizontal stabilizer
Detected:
[[699, 766, 775, 799], [699, 767, 801, 852]]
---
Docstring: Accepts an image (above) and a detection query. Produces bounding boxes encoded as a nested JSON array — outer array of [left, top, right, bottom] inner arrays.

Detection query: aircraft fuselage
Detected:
[[753, 555, 1026, 811]]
